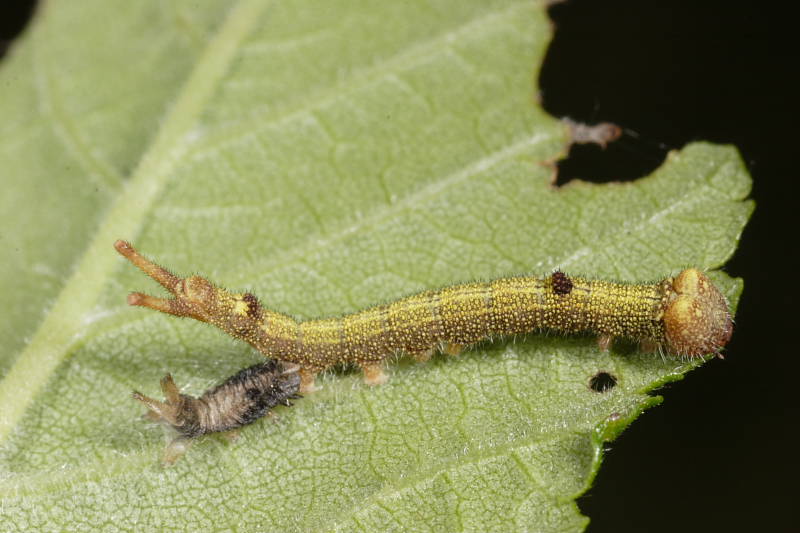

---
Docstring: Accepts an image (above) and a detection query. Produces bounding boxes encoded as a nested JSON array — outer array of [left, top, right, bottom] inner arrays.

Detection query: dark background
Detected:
[[1, 1, 796, 531], [541, 2, 796, 532]]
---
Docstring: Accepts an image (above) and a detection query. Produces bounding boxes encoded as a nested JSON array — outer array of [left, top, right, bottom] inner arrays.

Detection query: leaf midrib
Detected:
[[0, 0, 269, 445]]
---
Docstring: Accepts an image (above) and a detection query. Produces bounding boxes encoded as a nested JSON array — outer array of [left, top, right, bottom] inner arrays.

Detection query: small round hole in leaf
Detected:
[[589, 372, 617, 393]]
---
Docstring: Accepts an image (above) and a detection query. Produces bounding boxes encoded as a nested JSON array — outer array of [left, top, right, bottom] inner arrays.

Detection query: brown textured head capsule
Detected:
[[662, 269, 733, 356], [115, 239, 269, 337]]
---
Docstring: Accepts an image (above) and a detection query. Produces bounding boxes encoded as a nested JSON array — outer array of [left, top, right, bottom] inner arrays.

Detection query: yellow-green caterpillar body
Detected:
[[115, 240, 733, 393]]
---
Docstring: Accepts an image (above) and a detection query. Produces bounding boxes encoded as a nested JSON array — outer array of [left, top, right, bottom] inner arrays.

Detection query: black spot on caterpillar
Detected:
[[115, 240, 734, 395], [132, 359, 300, 465], [551, 271, 574, 296], [242, 292, 261, 319]]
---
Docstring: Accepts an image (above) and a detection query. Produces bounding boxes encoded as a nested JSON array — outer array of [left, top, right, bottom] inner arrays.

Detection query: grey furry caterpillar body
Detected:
[[115, 240, 734, 398], [133, 360, 300, 464]]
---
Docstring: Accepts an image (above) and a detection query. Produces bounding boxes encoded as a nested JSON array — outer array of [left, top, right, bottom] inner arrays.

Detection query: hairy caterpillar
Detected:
[[115, 240, 733, 396], [132, 360, 300, 465]]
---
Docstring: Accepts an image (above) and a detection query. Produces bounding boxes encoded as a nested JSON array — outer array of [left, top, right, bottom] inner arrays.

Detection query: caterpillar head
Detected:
[[115, 240, 262, 328], [662, 268, 733, 357], [132, 373, 207, 466], [132, 374, 202, 437]]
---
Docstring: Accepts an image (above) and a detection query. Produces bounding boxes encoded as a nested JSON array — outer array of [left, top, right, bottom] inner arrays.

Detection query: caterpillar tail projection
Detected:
[[115, 240, 733, 395]]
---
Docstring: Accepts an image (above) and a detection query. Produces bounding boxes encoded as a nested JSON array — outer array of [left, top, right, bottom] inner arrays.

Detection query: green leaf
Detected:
[[0, 1, 752, 531]]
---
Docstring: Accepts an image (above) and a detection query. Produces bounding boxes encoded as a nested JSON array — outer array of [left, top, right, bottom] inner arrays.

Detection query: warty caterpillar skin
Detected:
[[115, 240, 734, 394], [132, 359, 300, 465]]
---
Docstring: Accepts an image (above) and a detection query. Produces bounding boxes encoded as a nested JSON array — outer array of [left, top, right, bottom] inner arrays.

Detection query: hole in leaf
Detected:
[[589, 372, 617, 393], [0, 1, 37, 59]]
